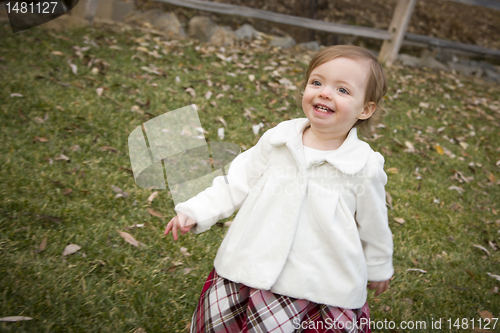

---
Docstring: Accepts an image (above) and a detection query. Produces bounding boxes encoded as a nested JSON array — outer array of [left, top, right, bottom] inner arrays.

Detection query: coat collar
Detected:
[[268, 118, 372, 175]]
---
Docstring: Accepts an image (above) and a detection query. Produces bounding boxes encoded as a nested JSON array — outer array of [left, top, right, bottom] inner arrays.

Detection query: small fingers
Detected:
[[164, 217, 176, 235]]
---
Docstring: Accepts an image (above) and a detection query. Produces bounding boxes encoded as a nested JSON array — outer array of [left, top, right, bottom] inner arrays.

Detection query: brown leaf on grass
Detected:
[[110, 185, 129, 198], [147, 191, 159, 204], [489, 173, 496, 183], [50, 179, 65, 188], [36, 214, 62, 223], [119, 167, 133, 175], [473, 244, 490, 256], [394, 217, 405, 225], [185, 87, 196, 98], [164, 261, 183, 273], [62, 244, 81, 256], [54, 154, 70, 162], [32, 136, 49, 143], [133, 328, 147, 333], [180, 247, 191, 256], [487, 273, 500, 281], [183, 267, 195, 274], [34, 237, 47, 253], [386, 167, 398, 174], [99, 146, 118, 153], [117, 230, 139, 247], [0, 316, 33, 322], [478, 310, 494, 320], [63, 188, 73, 196], [147, 208, 165, 219], [385, 192, 393, 209], [435, 145, 444, 155]]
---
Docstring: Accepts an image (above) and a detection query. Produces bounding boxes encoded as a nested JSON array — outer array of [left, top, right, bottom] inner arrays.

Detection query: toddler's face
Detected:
[[302, 57, 375, 137]]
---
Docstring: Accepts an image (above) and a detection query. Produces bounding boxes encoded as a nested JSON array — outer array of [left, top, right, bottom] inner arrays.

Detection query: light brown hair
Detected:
[[298, 45, 388, 136]]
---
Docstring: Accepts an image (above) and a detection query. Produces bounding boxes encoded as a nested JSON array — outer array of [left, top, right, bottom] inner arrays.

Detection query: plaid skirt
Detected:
[[191, 269, 371, 333]]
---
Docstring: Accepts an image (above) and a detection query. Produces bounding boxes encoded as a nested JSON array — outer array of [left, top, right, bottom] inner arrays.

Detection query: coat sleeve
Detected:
[[355, 152, 394, 281], [174, 129, 273, 234]]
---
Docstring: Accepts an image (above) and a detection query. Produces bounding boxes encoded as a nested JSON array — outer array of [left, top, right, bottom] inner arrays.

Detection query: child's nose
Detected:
[[319, 87, 333, 100]]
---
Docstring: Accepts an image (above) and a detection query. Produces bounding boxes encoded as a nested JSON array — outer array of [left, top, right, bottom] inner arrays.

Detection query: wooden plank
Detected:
[[446, 0, 500, 10], [154, 0, 500, 58], [405, 33, 500, 57], [378, 0, 417, 65], [153, 0, 390, 40]]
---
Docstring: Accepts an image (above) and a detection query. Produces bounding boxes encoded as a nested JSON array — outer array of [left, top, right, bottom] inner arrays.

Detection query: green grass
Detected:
[[0, 20, 499, 332]]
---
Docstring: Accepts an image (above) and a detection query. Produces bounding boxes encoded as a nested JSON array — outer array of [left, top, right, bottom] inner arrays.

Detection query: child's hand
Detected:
[[367, 279, 390, 296], [164, 212, 196, 241]]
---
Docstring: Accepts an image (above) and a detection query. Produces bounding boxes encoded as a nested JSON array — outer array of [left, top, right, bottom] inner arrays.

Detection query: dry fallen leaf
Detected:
[[54, 154, 70, 162], [404, 141, 415, 153], [0, 316, 33, 322], [147, 208, 165, 219], [63, 188, 73, 196], [183, 267, 195, 274], [394, 217, 405, 225], [147, 191, 159, 204], [111, 185, 129, 198], [487, 273, 500, 281], [435, 145, 444, 155], [448, 186, 465, 194], [68, 63, 77, 75], [478, 310, 494, 320], [489, 173, 496, 183], [217, 127, 224, 140], [385, 192, 393, 209], [33, 136, 49, 143], [117, 230, 139, 247], [473, 244, 490, 256], [62, 244, 81, 256], [34, 237, 47, 253], [216, 116, 227, 128], [185, 87, 196, 98], [386, 167, 398, 174], [180, 247, 191, 256]]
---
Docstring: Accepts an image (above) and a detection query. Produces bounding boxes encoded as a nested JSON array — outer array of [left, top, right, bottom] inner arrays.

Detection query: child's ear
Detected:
[[358, 102, 377, 120]]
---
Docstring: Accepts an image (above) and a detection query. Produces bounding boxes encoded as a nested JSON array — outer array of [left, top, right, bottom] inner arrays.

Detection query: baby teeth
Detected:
[[316, 105, 331, 112]]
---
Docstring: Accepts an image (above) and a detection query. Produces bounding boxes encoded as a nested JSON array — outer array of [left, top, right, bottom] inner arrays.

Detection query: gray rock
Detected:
[[235, 24, 259, 40], [478, 61, 497, 73], [152, 12, 186, 39], [447, 61, 482, 77], [485, 69, 500, 82], [125, 10, 185, 39], [270, 36, 296, 49], [126, 9, 161, 25], [188, 16, 218, 43], [397, 54, 420, 67], [209, 26, 238, 46], [111, 0, 134, 22], [298, 41, 320, 51], [418, 57, 448, 71]]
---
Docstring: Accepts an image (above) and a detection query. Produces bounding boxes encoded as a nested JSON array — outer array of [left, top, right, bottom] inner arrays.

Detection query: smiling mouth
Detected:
[[314, 105, 334, 113]]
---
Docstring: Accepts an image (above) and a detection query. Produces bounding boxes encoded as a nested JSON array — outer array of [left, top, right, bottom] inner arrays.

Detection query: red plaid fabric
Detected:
[[191, 269, 371, 333]]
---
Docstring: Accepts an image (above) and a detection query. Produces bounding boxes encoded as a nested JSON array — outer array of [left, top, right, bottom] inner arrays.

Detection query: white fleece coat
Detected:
[[175, 118, 393, 309]]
